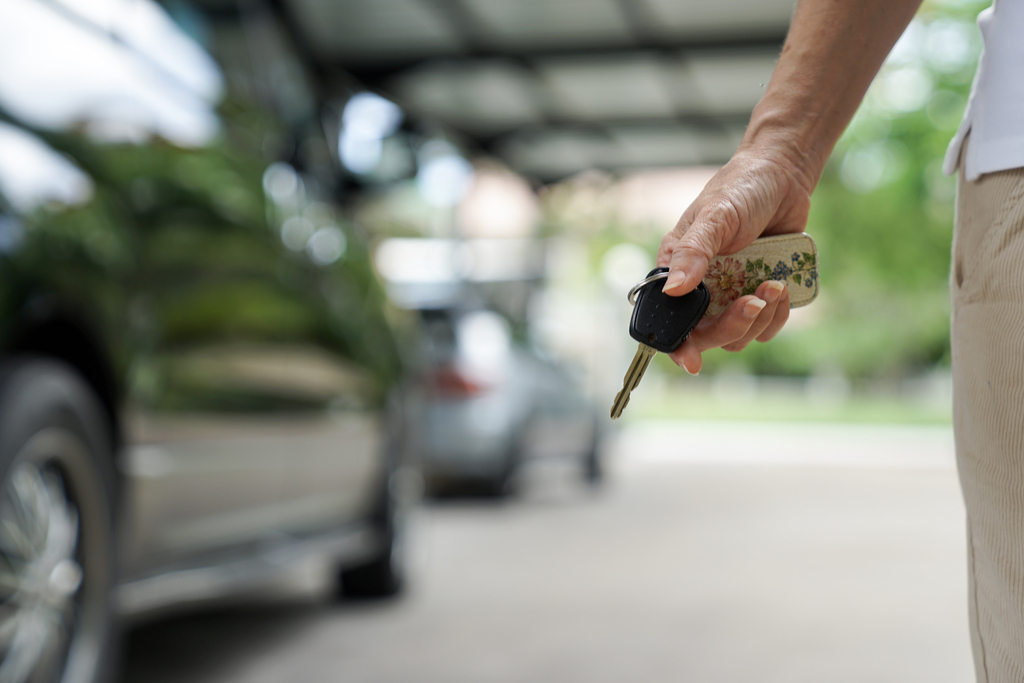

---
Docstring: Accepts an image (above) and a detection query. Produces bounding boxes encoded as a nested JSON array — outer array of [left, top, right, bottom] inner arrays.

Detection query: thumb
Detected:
[[662, 209, 728, 296]]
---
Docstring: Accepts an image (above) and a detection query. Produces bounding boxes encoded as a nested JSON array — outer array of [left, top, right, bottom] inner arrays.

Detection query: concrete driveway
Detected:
[[122, 420, 973, 683]]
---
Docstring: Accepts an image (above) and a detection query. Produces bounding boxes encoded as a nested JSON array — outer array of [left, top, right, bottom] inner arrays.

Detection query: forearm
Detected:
[[741, 0, 924, 192], [657, 0, 924, 364]]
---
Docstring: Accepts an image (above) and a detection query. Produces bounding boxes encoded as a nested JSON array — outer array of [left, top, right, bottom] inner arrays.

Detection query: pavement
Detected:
[[121, 420, 974, 683]]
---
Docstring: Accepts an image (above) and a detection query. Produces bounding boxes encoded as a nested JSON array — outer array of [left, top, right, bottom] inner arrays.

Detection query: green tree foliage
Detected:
[[541, 1, 990, 381], [699, 0, 989, 379]]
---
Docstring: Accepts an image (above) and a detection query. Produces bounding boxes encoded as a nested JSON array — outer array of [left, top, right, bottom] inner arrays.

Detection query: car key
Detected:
[[610, 267, 710, 419]]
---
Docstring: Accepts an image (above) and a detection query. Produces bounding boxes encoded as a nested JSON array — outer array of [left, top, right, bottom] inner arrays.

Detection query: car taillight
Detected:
[[427, 365, 485, 397]]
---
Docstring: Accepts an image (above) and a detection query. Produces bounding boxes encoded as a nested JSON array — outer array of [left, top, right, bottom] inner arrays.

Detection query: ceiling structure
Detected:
[[245, 0, 795, 180]]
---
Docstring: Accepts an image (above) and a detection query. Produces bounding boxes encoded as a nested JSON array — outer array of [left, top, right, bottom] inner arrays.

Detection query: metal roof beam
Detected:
[[324, 32, 786, 88]]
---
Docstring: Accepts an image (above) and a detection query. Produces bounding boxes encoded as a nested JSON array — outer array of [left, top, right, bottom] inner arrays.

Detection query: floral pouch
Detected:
[[704, 232, 818, 317]]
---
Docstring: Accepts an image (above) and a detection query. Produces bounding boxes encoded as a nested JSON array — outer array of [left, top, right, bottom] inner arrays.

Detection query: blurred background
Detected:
[[0, 0, 986, 681]]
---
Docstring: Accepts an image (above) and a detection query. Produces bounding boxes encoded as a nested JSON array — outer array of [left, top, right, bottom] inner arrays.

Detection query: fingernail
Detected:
[[742, 298, 767, 319], [763, 281, 785, 304], [674, 357, 699, 375], [663, 270, 687, 293]]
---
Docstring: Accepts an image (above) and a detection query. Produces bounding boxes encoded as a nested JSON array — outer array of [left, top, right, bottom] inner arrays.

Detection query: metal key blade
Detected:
[[610, 343, 657, 419]]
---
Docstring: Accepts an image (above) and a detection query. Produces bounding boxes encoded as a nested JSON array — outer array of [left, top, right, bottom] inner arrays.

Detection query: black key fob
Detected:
[[629, 267, 710, 353]]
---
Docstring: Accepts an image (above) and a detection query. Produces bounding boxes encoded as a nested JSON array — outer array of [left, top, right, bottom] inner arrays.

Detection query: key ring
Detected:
[[627, 271, 668, 306]]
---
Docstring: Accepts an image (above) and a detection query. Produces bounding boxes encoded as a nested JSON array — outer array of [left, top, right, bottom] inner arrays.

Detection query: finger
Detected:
[[722, 281, 786, 352], [668, 294, 766, 373], [655, 231, 676, 268], [692, 295, 767, 351], [656, 203, 699, 268], [662, 201, 739, 296], [756, 285, 790, 342], [670, 336, 703, 375]]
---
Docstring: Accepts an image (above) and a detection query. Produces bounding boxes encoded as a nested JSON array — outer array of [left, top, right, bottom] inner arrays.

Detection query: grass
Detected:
[[623, 376, 953, 425]]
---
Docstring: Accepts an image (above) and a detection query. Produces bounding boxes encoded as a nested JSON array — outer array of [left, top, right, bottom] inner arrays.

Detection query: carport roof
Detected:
[[215, 0, 794, 180]]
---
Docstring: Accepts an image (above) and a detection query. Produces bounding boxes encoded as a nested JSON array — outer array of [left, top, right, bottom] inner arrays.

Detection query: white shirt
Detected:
[[943, 0, 1024, 180]]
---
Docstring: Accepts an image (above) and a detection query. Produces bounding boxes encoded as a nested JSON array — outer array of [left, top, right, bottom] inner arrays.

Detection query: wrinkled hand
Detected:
[[657, 150, 813, 374]]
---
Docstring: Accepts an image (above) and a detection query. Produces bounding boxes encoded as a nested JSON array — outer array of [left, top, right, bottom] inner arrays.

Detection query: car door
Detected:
[[122, 342, 385, 574], [102, 145, 401, 580]]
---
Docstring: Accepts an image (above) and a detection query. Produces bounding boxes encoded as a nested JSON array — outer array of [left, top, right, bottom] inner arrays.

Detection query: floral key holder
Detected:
[[703, 233, 819, 317]]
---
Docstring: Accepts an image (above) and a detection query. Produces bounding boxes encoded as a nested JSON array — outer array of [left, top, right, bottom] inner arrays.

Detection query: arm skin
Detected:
[[658, 0, 924, 374]]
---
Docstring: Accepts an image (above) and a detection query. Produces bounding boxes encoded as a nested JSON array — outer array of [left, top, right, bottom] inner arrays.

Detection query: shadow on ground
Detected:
[[120, 604, 320, 683], [116, 493, 544, 683], [118, 587, 410, 683]]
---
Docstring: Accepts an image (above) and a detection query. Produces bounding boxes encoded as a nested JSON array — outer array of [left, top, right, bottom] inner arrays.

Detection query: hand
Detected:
[[668, 279, 790, 374], [656, 149, 812, 374]]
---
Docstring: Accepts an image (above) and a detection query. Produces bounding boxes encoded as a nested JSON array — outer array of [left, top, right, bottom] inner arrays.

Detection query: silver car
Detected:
[[406, 308, 602, 495]]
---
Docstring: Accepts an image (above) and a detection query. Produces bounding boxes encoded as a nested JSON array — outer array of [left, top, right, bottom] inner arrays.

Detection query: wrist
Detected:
[[738, 103, 832, 197]]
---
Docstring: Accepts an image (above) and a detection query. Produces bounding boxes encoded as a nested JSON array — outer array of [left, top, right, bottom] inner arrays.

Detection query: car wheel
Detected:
[[339, 524, 403, 598], [487, 414, 536, 499], [481, 448, 517, 499], [582, 419, 604, 486], [0, 358, 118, 683], [339, 465, 414, 599]]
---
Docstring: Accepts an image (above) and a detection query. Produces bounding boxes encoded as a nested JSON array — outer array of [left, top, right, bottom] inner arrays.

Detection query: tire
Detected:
[[582, 419, 604, 487], [486, 449, 520, 499], [0, 358, 119, 683], [339, 435, 414, 599], [486, 415, 535, 499], [339, 524, 403, 599]]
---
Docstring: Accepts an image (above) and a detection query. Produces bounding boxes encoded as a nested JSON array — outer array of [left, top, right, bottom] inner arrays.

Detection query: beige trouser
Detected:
[[953, 140, 1024, 682]]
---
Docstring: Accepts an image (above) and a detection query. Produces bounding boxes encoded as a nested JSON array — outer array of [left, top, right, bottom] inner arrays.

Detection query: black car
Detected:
[[0, 4, 415, 681]]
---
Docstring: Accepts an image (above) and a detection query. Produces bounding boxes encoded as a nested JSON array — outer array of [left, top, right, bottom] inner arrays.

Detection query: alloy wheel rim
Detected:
[[0, 419, 112, 683], [0, 460, 82, 683]]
